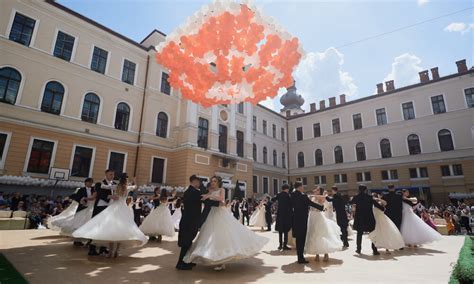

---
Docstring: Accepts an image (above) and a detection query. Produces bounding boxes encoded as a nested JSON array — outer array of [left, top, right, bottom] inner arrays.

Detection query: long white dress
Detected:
[[305, 207, 342, 255], [400, 202, 442, 245], [48, 201, 78, 231], [73, 187, 148, 248], [60, 201, 95, 236], [184, 189, 269, 265], [139, 202, 175, 237], [369, 207, 405, 250], [249, 205, 266, 227], [171, 207, 182, 231]]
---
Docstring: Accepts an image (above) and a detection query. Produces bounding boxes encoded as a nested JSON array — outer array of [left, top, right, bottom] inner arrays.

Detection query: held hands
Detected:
[[201, 194, 209, 201]]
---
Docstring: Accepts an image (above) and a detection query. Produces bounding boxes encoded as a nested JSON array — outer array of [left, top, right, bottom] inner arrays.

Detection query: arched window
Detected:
[[114, 102, 130, 131], [407, 134, 421, 155], [297, 152, 305, 168], [380, 139, 392, 158], [356, 142, 366, 161], [263, 147, 268, 164], [438, 129, 454, 151], [81, 93, 100, 123], [0, 67, 21, 105], [253, 143, 257, 161], [41, 81, 64, 115], [156, 112, 168, 138], [315, 149, 323, 166], [282, 152, 286, 169], [273, 150, 277, 167], [334, 146, 343, 163]]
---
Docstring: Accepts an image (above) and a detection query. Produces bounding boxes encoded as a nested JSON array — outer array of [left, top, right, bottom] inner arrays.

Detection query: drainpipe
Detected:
[[286, 116, 290, 185], [134, 54, 150, 178]]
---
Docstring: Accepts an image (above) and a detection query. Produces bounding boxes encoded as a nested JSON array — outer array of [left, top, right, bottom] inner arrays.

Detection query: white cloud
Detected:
[[444, 22, 474, 35], [383, 53, 424, 88], [259, 88, 285, 112], [417, 0, 429, 6]]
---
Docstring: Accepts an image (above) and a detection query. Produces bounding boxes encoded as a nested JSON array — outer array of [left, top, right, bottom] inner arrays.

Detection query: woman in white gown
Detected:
[[73, 175, 147, 258], [48, 200, 78, 231], [60, 191, 97, 237], [400, 189, 441, 246], [171, 198, 182, 231], [249, 200, 267, 230], [368, 195, 405, 252], [139, 189, 175, 240], [305, 190, 342, 261], [184, 176, 269, 271]]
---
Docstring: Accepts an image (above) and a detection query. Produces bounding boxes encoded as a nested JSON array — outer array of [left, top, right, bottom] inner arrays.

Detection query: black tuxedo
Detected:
[[240, 200, 250, 225], [92, 179, 116, 217], [133, 200, 143, 226], [382, 191, 403, 229], [291, 190, 324, 261], [72, 187, 95, 213], [327, 193, 349, 246], [350, 192, 383, 253], [273, 191, 292, 248], [231, 201, 240, 220], [264, 201, 273, 231]]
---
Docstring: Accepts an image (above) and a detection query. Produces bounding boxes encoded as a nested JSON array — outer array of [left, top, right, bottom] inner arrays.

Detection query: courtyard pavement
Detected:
[[0, 228, 464, 283]]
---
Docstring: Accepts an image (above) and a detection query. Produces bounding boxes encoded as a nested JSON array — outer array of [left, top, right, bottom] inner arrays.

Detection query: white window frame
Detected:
[[295, 126, 303, 141], [149, 156, 167, 184], [262, 176, 269, 194], [405, 132, 423, 156], [0, 131, 12, 170], [332, 118, 341, 134], [272, 178, 279, 195], [69, 144, 96, 178], [112, 101, 134, 131], [79, 91, 104, 123], [356, 171, 372, 184], [119, 57, 139, 86], [334, 173, 348, 185], [106, 150, 128, 176], [436, 128, 456, 152], [253, 175, 259, 193], [409, 167, 429, 180], [0, 65, 25, 105], [462, 87, 474, 108], [429, 93, 447, 115], [155, 111, 171, 139], [6, 9, 41, 48], [23, 136, 58, 174], [37, 79, 69, 115], [89, 44, 110, 75], [381, 169, 399, 182], [352, 113, 363, 130], [50, 28, 79, 63], [400, 101, 416, 121], [375, 107, 388, 126], [441, 164, 464, 179], [160, 71, 172, 96]]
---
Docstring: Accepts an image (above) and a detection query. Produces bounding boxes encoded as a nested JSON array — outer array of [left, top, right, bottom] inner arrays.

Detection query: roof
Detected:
[[140, 29, 167, 44]]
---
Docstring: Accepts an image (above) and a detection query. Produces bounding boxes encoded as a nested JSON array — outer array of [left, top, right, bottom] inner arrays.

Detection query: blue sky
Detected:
[[58, 0, 473, 111]]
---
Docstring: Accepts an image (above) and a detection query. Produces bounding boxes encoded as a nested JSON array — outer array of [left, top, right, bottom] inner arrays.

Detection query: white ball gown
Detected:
[[48, 201, 78, 231], [60, 200, 95, 236], [184, 189, 269, 265], [249, 205, 267, 227], [400, 202, 441, 246], [171, 206, 182, 231], [305, 207, 342, 255], [73, 187, 148, 249], [369, 207, 405, 250], [139, 202, 175, 237]]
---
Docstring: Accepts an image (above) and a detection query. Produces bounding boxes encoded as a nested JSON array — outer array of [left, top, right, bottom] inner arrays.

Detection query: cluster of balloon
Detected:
[[156, 1, 304, 107]]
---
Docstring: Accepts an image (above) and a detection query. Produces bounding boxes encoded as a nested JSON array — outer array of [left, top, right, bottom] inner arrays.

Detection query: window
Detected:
[[281, 127, 285, 141], [438, 129, 454, 151], [108, 152, 125, 180], [381, 169, 398, 180], [263, 177, 269, 194], [410, 167, 429, 179], [218, 124, 227, 153], [282, 152, 286, 168], [81, 93, 100, 123], [263, 147, 268, 164], [121, 59, 136, 85], [380, 139, 392, 158], [409, 168, 417, 179], [90, 46, 108, 74], [332, 118, 340, 134], [252, 143, 257, 161], [314, 176, 327, 185], [263, 120, 267, 135], [9, 13, 36, 46], [465, 88, 474, 108], [272, 124, 276, 138], [440, 165, 451, 177], [27, 139, 54, 174], [236, 130, 244, 157], [441, 164, 463, 177], [334, 146, 343, 163], [407, 134, 421, 155], [353, 113, 362, 130], [0, 67, 21, 105], [252, 116, 257, 130], [390, 170, 398, 180], [41, 81, 64, 115], [273, 178, 279, 195], [238, 102, 244, 114], [0, 133, 9, 168], [297, 152, 305, 168], [272, 150, 277, 167], [253, 175, 258, 193], [313, 123, 321, 137], [71, 146, 93, 177], [151, 157, 165, 183], [53, 31, 75, 61], [431, 95, 446, 114], [302, 177, 308, 185], [296, 127, 303, 141], [160, 72, 171, 95], [376, 108, 387, 126], [334, 174, 347, 184], [356, 142, 366, 161], [114, 103, 130, 131], [315, 149, 323, 166], [364, 172, 372, 181], [156, 112, 168, 138], [453, 164, 463, 176], [197, 118, 209, 149], [402, 102, 415, 120]]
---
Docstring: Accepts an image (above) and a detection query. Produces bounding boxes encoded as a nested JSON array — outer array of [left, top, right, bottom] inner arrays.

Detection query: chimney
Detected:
[[329, 97, 336, 107], [319, 100, 326, 110], [376, 83, 384, 94], [431, 67, 440, 80], [385, 80, 395, 91], [418, 70, 430, 83], [456, 59, 467, 73], [310, 103, 316, 112], [286, 110, 291, 117], [339, 94, 346, 104]]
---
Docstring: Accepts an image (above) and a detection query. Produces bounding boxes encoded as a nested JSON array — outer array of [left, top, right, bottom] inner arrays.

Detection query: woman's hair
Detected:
[[118, 173, 128, 186], [154, 186, 161, 195], [211, 176, 223, 188], [159, 188, 168, 201]]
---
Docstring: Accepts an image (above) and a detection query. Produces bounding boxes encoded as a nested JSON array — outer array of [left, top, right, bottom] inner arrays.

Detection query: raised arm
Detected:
[[307, 195, 324, 211]]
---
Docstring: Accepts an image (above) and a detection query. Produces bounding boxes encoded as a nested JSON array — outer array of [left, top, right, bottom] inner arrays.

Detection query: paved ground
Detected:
[[0, 228, 464, 284]]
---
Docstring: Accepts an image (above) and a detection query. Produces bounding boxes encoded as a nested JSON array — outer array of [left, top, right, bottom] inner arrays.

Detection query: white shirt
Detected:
[[97, 179, 115, 207]]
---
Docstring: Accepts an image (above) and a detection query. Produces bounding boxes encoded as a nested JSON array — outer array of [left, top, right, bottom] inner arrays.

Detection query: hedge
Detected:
[[449, 236, 474, 284]]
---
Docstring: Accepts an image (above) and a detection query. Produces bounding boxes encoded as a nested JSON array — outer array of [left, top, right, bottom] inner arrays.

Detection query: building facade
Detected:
[[0, 0, 472, 203]]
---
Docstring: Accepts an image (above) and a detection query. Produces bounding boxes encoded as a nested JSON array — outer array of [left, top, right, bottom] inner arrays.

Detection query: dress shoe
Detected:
[[73, 241, 83, 246], [189, 262, 197, 267], [282, 246, 291, 251], [277, 246, 282, 250], [373, 251, 380, 256], [176, 263, 192, 270], [88, 250, 99, 256], [355, 249, 361, 254], [297, 258, 309, 264]]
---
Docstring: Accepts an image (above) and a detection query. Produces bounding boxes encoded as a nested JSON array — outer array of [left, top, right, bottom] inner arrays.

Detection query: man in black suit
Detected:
[[264, 198, 273, 231], [240, 198, 250, 225], [133, 196, 143, 226], [350, 185, 381, 255], [291, 182, 324, 264], [231, 199, 240, 220], [382, 184, 403, 230], [176, 175, 220, 270], [326, 186, 349, 248], [273, 184, 292, 250], [71, 178, 96, 246]]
